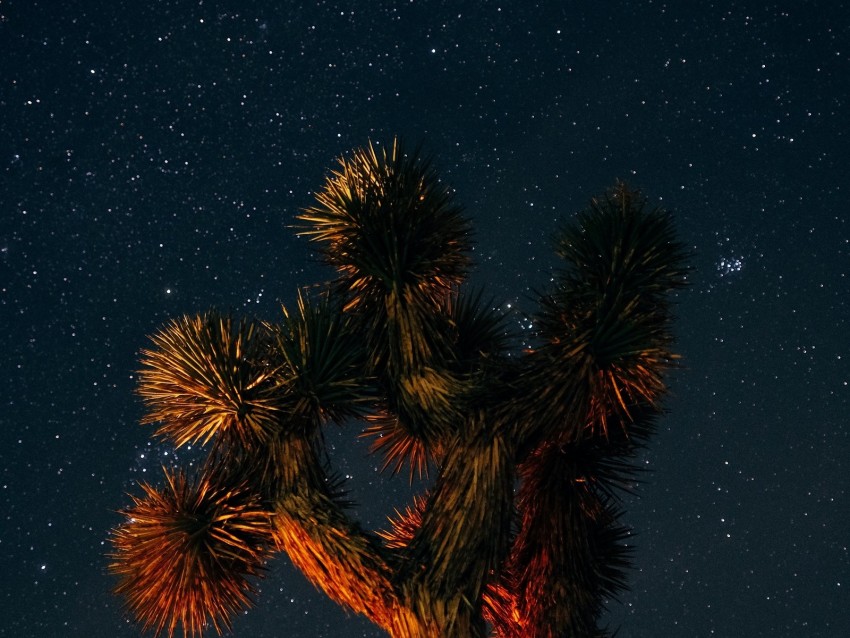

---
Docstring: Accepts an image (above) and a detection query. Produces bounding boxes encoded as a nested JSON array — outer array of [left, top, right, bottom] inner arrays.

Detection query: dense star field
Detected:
[[1, 1, 847, 636]]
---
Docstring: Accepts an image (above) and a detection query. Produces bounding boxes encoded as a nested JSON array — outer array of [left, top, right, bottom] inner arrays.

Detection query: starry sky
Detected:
[[1, 1, 847, 636]]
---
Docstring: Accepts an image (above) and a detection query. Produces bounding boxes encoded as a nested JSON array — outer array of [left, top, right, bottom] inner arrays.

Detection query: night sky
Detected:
[[1, 1, 848, 636]]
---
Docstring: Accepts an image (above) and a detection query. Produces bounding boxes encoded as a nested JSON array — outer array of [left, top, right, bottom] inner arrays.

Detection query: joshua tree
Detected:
[[108, 139, 689, 638]]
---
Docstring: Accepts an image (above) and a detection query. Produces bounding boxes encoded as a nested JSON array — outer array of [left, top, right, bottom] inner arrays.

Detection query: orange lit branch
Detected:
[[269, 433, 398, 629]]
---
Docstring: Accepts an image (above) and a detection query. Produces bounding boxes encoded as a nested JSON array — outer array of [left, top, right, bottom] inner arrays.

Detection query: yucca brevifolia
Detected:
[[108, 139, 688, 638]]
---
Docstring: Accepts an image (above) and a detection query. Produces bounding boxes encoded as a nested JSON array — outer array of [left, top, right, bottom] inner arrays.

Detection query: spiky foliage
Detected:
[[296, 138, 471, 378], [268, 290, 374, 429], [499, 183, 689, 637], [360, 291, 508, 480], [444, 290, 511, 372], [109, 142, 689, 638], [137, 312, 282, 450], [297, 138, 473, 324], [109, 465, 273, 638], [298, 138, 476, 472], [361, 410, 433, 480], [517, 182, 689, 450], [379, 494, 429, 549]]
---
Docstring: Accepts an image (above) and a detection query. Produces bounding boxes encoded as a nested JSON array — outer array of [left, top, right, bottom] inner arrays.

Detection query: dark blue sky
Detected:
[[1, 1, 847, 636]]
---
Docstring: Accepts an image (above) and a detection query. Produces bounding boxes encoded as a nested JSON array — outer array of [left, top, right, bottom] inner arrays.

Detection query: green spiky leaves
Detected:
[[109, 465, 274, 638]]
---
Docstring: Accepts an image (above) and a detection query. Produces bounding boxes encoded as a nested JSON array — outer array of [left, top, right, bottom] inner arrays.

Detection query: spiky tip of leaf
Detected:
[[554, 182, 690, 301], [108, 466, 274, 638], [361, 411, 432, 481], [377, 494, 428, 548], [138, 312, 283, 450], [297, 138, 474, 312]]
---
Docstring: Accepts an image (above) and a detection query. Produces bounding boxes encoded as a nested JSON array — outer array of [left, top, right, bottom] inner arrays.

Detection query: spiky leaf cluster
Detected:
[[297, 139, 473, 390], [498, 183, 689, 638], [109, 466, 273, 638], [298, 139, 473, 320], [361, 410, 432, 480], [378, 494, 428, 549], [359, 291, 509, 479], [522, 182, 689, 446], [267, 291, 374, 430], [137, 313, 282, 450]]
